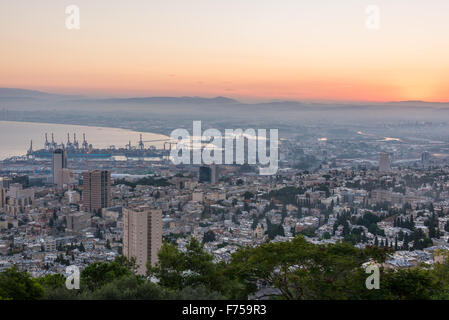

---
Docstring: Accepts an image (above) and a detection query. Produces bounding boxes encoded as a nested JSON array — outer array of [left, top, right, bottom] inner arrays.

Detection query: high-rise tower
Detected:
[[379, 152, 391, 173], [82, 170, 111, 213], [52, 149, 68, 185], [123, 207, 162, 275]]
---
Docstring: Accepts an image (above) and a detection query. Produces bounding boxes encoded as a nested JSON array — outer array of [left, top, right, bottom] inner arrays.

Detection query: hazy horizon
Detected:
[[1, 87, 449, 105]]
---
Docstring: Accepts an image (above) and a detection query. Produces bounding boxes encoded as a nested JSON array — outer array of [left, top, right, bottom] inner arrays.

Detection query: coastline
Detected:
[[0, 120, 169, 160]]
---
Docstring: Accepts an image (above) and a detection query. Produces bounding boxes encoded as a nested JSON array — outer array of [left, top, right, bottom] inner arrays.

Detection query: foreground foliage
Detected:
[[1, 236, 448, 300]]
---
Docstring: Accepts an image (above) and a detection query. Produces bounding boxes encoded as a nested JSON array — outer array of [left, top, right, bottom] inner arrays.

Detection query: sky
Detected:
[[0, 0, 448, 102]]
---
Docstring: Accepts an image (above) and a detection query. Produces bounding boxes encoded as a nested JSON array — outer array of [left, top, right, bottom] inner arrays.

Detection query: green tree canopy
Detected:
[[0, 267, 45, 300]]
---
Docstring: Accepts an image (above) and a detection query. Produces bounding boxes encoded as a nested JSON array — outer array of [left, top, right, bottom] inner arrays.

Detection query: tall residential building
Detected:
[[421, 151, 431, 168], [379, 152, 391, 173], [210, 163, 219, 184], [199, 165, 211, 183], [52, 149, 67, 185], [57, 168, 75, 189], [199, 164, 219, 184], [0, 177, 12, 189], [82, 170, 111, 213], [123, 207, 163, 275], [0, 187, 5, 209], [5, 183, 34, 216]]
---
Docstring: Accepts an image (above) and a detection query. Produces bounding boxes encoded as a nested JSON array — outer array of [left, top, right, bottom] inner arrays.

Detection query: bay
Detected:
[[0, 121, 169, 160]]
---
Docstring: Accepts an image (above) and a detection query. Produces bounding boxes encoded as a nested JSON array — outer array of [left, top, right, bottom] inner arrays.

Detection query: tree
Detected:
[[380, 268, 437, 300], [114, 255, 137, 273], [281, 205, 287, 224], [147, 242, 185, 290], [148, 238, 244, 299], [81, 257, 133, 291], [203, 230, 216, 243], [251, 215, 259, 230], [95, 227, 103, 239], [243, 191, 253, 200], [322, 232, 331, 240], [227, 235, 391, 300], [36, 273, 65, 290], [83, 275, 173, 300], [176, 285, 225, 300], [0, 267, 45, 300], [266, 218, 285, 240]]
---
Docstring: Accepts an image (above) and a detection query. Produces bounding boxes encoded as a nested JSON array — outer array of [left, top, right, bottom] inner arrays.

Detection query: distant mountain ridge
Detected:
[[0, 88, 59, 98], [0, 88, 448, 108], [0, 88, 82, 99], [86, 96, 239, 104], [0, 88, 238, 104]]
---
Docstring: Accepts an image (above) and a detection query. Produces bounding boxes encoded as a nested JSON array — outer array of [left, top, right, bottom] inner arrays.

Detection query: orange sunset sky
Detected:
[[1, 0, 448, 102]]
